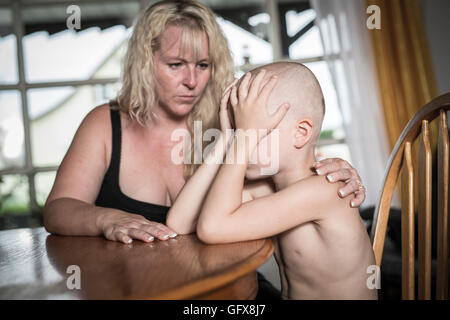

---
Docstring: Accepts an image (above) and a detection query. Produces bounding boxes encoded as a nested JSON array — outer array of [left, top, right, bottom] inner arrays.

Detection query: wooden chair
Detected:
[[370, 93, 450, 300]]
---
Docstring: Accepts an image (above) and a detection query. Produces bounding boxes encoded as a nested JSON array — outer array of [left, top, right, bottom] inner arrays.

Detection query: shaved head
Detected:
[[239, 62, 325, 145]]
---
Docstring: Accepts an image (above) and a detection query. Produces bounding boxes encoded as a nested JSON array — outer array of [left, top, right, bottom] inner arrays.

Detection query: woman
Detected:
[[43, 0, 365, 299]]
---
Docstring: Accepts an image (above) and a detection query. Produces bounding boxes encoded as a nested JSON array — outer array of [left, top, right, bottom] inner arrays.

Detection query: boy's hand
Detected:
[[219, 78, 238, 132], [229, 70, 290, 141]]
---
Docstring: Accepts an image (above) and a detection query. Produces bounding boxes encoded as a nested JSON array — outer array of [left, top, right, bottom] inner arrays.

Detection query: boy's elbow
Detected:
[[196, 218, 222, 244]]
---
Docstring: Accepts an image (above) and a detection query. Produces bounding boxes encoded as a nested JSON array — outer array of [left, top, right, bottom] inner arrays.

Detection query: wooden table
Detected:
[[0, 227, 273, 299]]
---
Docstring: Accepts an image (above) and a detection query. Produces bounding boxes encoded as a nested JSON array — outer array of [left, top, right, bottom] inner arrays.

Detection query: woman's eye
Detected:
[[198, 63, 209, 70], [169, 63, 182, 69]]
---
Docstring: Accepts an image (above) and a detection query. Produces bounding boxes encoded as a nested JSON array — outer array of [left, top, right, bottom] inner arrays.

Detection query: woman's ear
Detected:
[[293, 119, 313, 149]]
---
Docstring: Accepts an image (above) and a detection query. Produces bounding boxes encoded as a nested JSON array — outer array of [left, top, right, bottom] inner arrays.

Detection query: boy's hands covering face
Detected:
[[229, 70, 290, 140], [219, 78, 238, 132]]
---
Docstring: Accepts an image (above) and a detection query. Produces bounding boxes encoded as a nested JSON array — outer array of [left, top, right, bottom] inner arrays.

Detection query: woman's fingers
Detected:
[[313, 158, 339, 170], [315, 158, 366, 208], [111, 230, 133, 244], [128, 228, 155, 243], [314, 158, 350, 175], [351, 191, 366, 208], [337, 179, 360, 197], [142, 223, 177, 241], [325, 168, 353, 183], [103, 219, 177, 244]]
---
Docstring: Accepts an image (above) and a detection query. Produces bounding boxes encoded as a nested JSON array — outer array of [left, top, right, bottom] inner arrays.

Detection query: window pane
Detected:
[[214, 0, 273, 66], [287, 8, 323, 59], [0, 8, 18, 84], [35, 171, 56, 207], [305, 60, 351, 163], [304, 61, 343, 134], [289, 25, 323, 59], [0, 174, 29, 216], [91, 36, 129, 79], [316, 143, 352, 164], [286, 8, 316, 37], [0, 90, 25, 170], [22, 2, 138, 83], [29, 83, 120, 167]]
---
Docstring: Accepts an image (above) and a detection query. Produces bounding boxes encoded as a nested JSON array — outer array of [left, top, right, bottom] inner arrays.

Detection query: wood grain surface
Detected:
[[0, 227, 273, 300]]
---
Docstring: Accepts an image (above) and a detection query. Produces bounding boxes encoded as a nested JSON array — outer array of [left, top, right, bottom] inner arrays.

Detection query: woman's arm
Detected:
[[44, 105, 111, 236], [44, 105, 175, 243]]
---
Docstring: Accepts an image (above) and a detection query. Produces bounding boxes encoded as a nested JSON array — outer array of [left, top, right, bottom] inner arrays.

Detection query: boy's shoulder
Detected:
[[290, 174, 352, 217], [293, 173, 344, 193]]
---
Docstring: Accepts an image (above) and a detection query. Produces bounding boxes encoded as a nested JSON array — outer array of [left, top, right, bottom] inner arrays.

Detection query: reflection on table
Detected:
[[0, 227, 273, 299]]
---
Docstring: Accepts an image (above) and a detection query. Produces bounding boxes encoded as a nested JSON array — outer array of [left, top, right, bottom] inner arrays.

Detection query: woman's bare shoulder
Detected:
[[84, 103, 111, 124]]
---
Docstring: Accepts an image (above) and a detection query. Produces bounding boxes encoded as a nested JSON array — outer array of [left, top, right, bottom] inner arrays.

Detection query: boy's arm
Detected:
[[166, 131, 233, 234], [166, 82, 238, 234], [197, 132, 349, 243]]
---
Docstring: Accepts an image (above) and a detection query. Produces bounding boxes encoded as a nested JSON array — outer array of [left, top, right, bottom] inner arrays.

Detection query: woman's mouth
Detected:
[[178, 95, 196, 102]]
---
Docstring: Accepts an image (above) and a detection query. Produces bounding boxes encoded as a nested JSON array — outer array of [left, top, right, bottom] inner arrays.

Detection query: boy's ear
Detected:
[[293, 119, 313, 149]]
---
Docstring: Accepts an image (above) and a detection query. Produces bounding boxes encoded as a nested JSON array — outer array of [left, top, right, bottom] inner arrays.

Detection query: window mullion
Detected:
[[12, 0, 38, 213], [265, 0, 282, 61]]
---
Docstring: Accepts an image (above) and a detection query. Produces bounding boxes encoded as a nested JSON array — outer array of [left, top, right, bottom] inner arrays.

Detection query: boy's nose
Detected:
[[183, 67, 197, 89]]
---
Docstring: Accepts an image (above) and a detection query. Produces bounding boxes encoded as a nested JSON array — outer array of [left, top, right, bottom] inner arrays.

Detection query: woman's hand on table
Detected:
[[98, 211, 177, 244], [313, 158, 366, 208]]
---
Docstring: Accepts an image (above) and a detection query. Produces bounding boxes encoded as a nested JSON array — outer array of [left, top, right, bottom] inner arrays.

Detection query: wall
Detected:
[[421, 0, 450, 95]]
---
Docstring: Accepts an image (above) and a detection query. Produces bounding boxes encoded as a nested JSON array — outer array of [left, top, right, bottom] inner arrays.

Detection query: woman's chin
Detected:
[[165, 104, 195, 119]]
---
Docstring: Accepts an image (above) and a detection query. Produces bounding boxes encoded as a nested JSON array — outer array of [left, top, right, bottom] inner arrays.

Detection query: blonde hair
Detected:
[[114, 0, 234, 178]]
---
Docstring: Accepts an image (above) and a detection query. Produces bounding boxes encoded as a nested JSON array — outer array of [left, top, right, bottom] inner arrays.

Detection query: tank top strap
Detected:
[[108, 104, 122, 180]]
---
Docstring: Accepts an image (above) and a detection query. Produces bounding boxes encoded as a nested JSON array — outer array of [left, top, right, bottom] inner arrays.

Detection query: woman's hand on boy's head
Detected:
[[229, 70, 290, 140], [313, 158, 366, 208]]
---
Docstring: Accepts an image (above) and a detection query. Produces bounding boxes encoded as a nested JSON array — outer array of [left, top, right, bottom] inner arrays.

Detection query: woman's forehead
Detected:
[[158, 24, 209, 60]]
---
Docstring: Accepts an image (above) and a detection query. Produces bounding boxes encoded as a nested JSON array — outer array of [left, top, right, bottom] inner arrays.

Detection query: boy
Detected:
[[196, 62, 378, 300]]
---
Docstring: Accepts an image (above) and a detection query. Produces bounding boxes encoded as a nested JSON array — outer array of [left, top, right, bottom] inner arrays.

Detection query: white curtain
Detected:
[[311, 0, 395, 208]]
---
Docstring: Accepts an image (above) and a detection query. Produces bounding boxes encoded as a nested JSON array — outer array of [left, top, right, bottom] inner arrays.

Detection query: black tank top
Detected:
[[95, 106, 170, 223]]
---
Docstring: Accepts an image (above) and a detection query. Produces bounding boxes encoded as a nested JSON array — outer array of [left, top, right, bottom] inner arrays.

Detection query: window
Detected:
[[0, 0, 139, 224], [215, 0, 351, 163]]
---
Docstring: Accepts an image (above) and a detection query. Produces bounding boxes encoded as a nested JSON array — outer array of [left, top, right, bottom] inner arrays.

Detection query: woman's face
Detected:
[[153, 25, 211, 119]]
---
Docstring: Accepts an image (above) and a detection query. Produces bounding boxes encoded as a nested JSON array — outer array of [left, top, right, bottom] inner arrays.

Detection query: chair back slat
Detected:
[[418, 120, 433, 300], [436, 110, 449, 300], [401, 141, 415, 300]]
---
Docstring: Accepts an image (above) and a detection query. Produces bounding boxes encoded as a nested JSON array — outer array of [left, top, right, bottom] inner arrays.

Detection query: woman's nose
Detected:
[[183, 67, 197, 89]]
